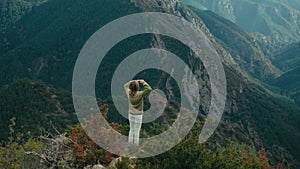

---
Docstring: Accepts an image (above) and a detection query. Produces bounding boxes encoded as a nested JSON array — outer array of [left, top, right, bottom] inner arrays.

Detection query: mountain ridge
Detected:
[[274, 41, 300, 72], [182, 0, 300, 49], [188, 7, 282, 81], [183, 0, 300, 39]]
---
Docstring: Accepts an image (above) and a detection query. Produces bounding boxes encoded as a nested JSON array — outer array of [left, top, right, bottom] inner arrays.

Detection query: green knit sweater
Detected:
[[124, 80, 152, 115]]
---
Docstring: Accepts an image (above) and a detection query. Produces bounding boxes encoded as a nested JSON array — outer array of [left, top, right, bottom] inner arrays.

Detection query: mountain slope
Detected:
[[273, 67, 300, 106], [0, 0, 46, 25], [218, 68, 300, 167], [189, 7, 281, 80], [0, 0, 47, 53], [0, 78, 77, 140], [271, 41, 300, 106], [182, 0, 300, 44], [0, 0, 141, 88], [274, 41, 300, 72], [186, 10, 300, 162], [274, 67, 300, 89]]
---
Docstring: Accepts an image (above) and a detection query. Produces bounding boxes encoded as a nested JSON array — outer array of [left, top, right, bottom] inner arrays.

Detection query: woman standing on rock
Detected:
[[124, 79, 152, 145]]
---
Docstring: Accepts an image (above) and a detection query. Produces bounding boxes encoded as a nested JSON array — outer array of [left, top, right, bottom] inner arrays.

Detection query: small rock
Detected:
[[84, 164, 106, 169], [92, 164, 106, 169], [109, 157, 122, 168]]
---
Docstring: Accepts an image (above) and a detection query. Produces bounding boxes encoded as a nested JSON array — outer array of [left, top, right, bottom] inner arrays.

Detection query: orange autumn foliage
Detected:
[[67, 104, 116, 167]]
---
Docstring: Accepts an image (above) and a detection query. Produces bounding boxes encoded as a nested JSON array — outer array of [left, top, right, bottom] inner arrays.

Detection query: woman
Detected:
[[124, 79, 152, 145]]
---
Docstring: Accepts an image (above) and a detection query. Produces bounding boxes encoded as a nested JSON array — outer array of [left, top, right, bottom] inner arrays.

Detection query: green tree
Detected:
[[0, 117, 44, 169]]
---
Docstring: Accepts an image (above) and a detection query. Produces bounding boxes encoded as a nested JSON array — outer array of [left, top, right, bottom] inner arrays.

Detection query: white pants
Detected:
[[128, 114, 143, 145]]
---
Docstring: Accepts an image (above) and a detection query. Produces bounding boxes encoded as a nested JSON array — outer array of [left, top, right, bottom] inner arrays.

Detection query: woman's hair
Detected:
[[129, 81, 139, 96]]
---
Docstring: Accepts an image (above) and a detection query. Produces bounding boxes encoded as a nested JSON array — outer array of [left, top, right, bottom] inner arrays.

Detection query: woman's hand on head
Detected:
[[137, 79, 144, 83]]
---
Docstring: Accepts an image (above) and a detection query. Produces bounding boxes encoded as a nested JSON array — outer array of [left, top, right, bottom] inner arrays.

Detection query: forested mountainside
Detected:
[[0, 78, 77, 141], [0, 0, 47, 54], [182, 0, 300, 44], [188, 7, 281, 80], [274, 41, 300, 72], [271, 41, 300, 107]]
